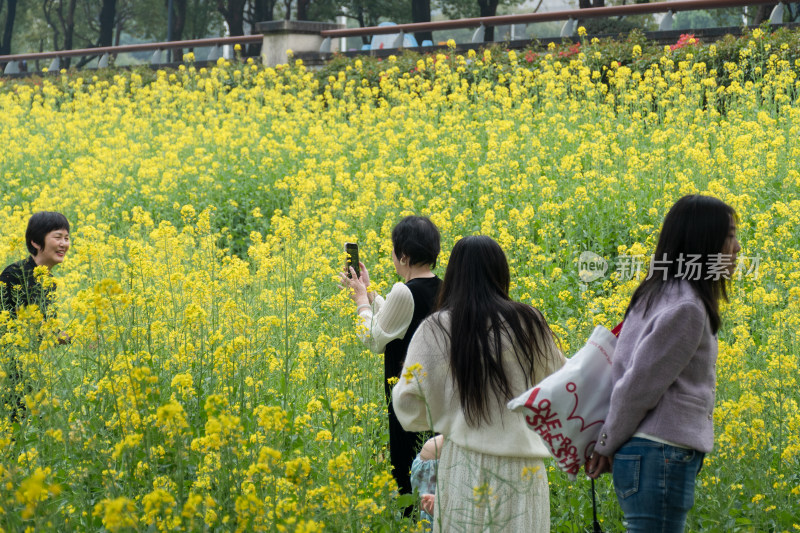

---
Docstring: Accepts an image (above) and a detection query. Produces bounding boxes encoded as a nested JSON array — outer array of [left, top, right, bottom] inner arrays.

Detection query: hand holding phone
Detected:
[[345, 242, 360, 279]]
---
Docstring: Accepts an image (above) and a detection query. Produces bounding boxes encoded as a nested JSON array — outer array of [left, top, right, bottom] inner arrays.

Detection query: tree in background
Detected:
[[246, 0, 277, 24], [674, 7, 744, 30], [242, 0, 276, 56], [4, 0, 222, 60], [131, 0, 222, 41], [42, 0, 79, 65], [3, 0, 467, 57], [217, 0, 246, 35], [1, 0, 19, 55], [304, 0, 409, 44], [218, 0, 282, 37], [411, 0, 431, 44], [54, 0, 129, 65], [747, 3, 800, 24], [185, 0, 224, 37], [98, 0, 115, 46], [296, 0, 309, 19], [577, 0, 658, 35], [752, 4, 775, 24], [437, 0, 524, 42]]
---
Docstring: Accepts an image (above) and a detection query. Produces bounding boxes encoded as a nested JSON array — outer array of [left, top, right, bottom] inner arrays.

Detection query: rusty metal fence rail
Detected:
[[1, 0, 793, 76], [321, 0, 784, 38], [1, 35, 263, 75]]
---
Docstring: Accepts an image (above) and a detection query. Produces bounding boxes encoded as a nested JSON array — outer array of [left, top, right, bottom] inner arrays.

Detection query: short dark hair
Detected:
[[391, 216, 441, 268], [26, 211, 70, 256]]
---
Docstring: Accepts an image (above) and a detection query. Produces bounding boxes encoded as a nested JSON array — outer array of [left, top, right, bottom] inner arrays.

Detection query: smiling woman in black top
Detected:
[[1, 211, 71, 422], [0, 211, 71, 318]]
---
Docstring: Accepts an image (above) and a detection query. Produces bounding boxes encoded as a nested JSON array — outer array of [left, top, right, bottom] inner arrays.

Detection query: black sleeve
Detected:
[[0, 263, 23, 313]]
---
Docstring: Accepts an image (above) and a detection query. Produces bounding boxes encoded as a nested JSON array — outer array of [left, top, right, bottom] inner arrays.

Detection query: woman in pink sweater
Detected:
[[587, 195, 740, 532]]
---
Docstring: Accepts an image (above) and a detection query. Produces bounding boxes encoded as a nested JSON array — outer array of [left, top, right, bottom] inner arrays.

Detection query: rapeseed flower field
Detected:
[[1, 32, 799, 531]]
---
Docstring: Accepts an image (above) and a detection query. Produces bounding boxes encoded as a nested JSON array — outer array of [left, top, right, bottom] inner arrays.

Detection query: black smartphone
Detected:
[[345, 242, 360, 278]]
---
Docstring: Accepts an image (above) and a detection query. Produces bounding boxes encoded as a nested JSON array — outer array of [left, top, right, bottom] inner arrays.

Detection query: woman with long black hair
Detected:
[[392, 236, 563, 532], [586, 195, 740, 532]]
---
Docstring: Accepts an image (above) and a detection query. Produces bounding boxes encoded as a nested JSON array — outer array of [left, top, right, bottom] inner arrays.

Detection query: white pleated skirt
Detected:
[[432, 439, 550, 533]]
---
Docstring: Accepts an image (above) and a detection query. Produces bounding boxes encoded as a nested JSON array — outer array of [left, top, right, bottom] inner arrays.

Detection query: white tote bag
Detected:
[[507, 323, 621, 480]]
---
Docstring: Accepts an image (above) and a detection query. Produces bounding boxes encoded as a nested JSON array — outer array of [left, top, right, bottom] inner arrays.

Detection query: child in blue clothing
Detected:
[[410, 434, 443, 529]]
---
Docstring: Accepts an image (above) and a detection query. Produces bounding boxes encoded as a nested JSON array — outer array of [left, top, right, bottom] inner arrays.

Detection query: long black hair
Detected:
[[627, 194, 737, 333], [433, 236, 557, 427]]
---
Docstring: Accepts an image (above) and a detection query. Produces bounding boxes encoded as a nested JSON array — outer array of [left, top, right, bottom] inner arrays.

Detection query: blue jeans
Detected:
[[612, 437, 705, 533]]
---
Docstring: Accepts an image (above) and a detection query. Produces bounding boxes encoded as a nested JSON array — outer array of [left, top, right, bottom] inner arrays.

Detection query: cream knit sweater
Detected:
[[392, 311, 565, 458], [356, 282, 415, 353]]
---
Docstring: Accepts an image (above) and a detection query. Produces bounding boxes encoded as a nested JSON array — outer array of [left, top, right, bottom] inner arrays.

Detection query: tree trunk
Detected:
[[51, 26, 60, 53], [229, 3, 244, 34], [64, 0, 77, 50], [478, 0, 499, 42], [61, 0, 77, 67], [174, 0, 188, 40], [578, 0, 592, 8], [169, 0, 187, 60], [355, 7, 368, 45], [296, 0, 309, 20], [753, 4, 775, 24], [98, 0, 116, 47], [1, 0, 18, 56], [217, 0, 246, 36], [246, 0, 274, 55], [251, 0, 275, 22], [411, 0, 432, 44]]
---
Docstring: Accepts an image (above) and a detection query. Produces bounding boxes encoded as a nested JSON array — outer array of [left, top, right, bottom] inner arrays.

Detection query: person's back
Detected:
[[396, 310, 562, 457], [393, 236, 564, 532]]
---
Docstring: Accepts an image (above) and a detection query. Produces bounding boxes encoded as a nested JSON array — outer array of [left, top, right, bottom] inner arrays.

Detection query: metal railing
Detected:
[[321, 0, 783, 39], [1, 34, 262, 75], [1, 0, 792, 75]]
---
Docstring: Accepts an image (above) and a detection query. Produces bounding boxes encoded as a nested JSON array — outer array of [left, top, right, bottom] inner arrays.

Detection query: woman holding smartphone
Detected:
[[340, 215, 442, 504], [586, 195, 740, 532]]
